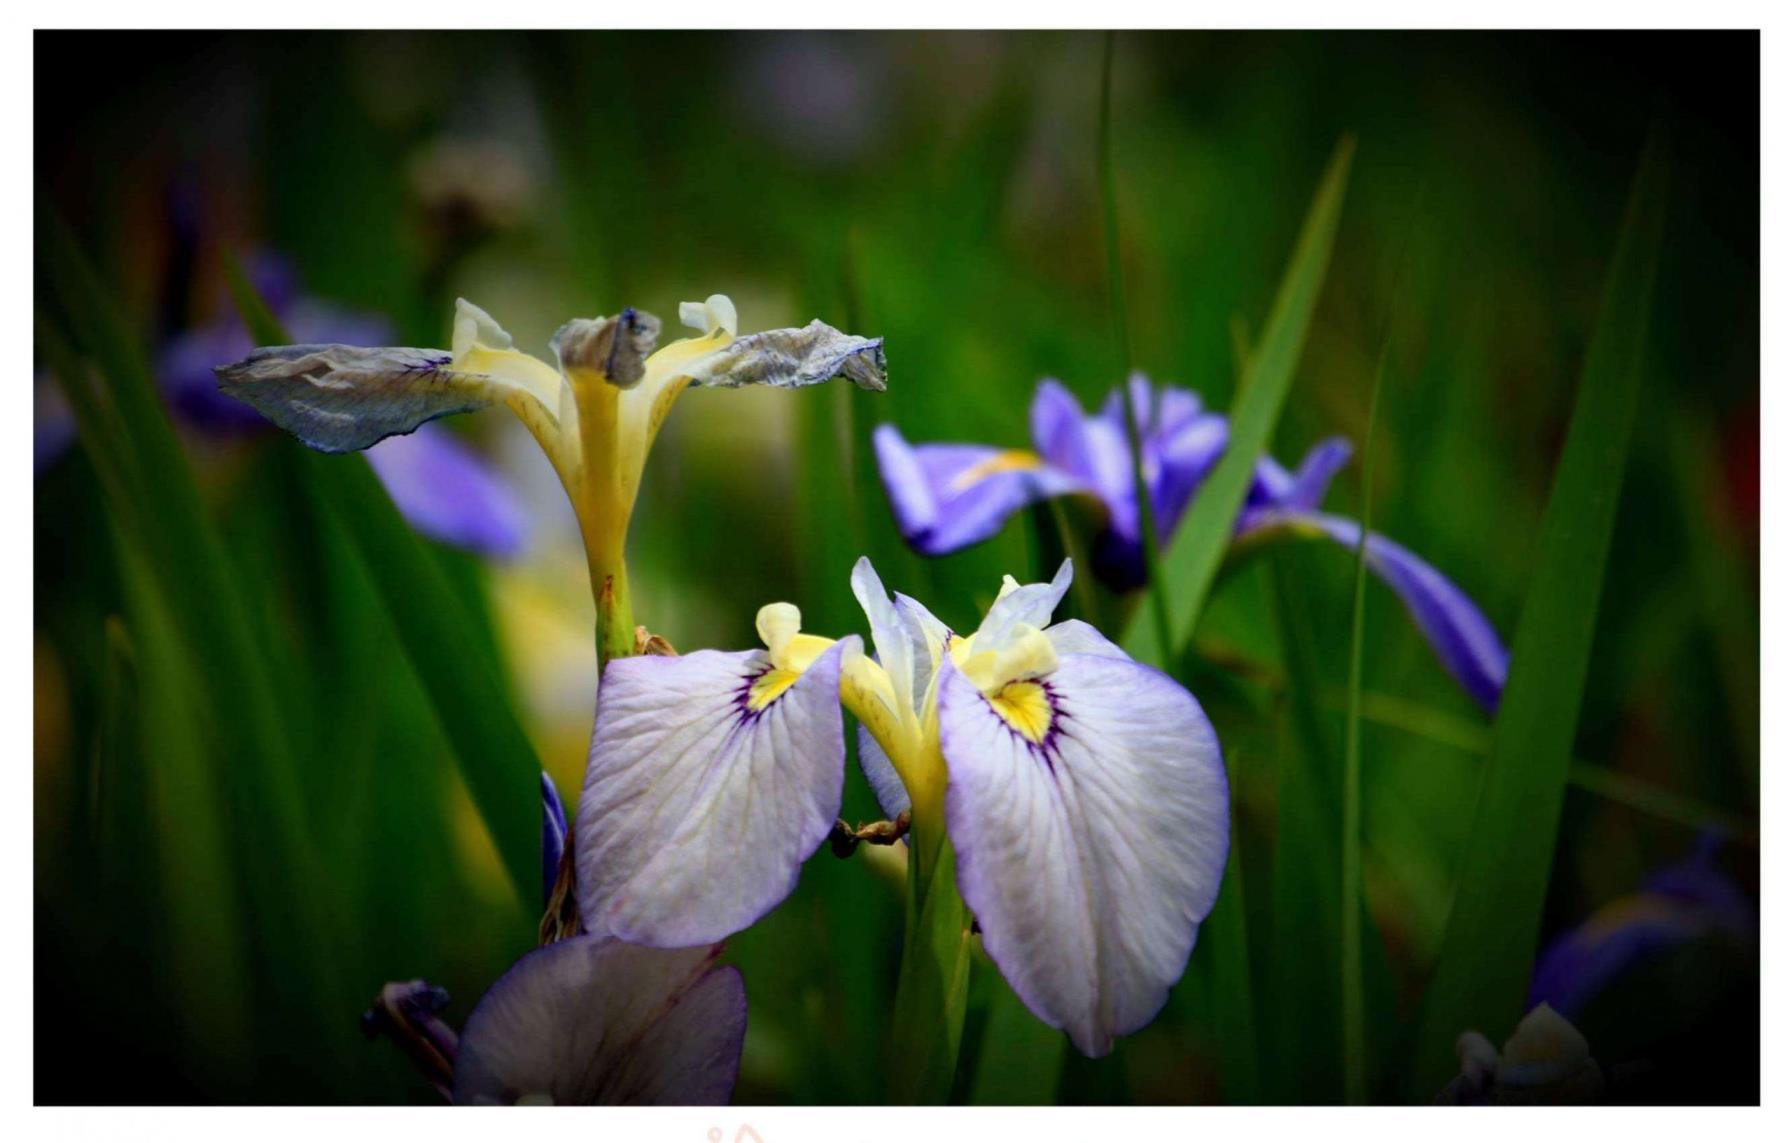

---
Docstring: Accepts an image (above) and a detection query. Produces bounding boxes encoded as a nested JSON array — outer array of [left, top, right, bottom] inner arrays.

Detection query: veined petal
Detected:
[[938, 650, 1230, 1058], [679, 319, 887, 392], [364, 422, 527, 558], [576, 639, 850, 945], [1244, 509, 1509, 711], [872, 424, 1086, 555], [453, 937, 744, 1105], [215, 343, 475, 453], [215, 298, 568, 457]]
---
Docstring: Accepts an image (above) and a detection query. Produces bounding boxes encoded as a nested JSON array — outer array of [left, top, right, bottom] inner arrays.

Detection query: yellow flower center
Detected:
[[747, 667, 802, 712], [989, 680, 1052, 742]]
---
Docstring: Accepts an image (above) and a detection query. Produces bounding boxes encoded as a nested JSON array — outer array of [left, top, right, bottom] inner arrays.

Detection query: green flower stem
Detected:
[[888, 826, 974, 1103], [592, 554, 636, 669]]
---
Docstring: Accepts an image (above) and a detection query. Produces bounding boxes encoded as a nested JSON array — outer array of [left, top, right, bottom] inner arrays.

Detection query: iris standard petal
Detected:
[[972, 559, 1074, 652], [1283, 437, 1354, 512], [871, 424, 1084, 555], [1030, 378, 1096, 479], [851, 556, 927, 716], [1245, 510, 1509, 711], [1151, 411, 1229, 533], [576, 641, 850, 946], [452, 937, 745, 1105], [364, 422, 528, 558], [938, 651, 1230, 1057]]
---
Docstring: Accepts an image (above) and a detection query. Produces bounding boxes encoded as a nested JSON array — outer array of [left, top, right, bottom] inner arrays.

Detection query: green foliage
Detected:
[[1122, 136, 1354, 666], [1408, 129, 1672, 1097]]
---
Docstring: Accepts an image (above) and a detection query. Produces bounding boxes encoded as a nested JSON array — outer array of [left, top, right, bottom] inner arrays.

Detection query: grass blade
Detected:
[[1099, 31, 1173, 662], [1408, 128, 1670, 1098], [1122, 136, 1354, 664], [224, 255, 543, 905]]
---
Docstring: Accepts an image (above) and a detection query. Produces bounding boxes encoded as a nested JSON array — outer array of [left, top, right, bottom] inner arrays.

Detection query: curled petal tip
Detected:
[[552, 310, 663, 388]]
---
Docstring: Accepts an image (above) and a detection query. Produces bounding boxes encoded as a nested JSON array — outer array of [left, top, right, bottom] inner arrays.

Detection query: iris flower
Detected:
[[217, 292, 886, 656], [873, 374, 1510, 711], [1529, 833, 1755, 1019], [574, 556, 1230, 1057], [367, 771, 744, 1105], [37, 254, 527, 558], [365, 939, 746, 1105]]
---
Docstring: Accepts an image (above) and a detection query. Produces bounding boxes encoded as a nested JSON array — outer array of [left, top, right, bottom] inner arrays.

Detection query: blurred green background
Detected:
[[35, 31, 1757, 1104]]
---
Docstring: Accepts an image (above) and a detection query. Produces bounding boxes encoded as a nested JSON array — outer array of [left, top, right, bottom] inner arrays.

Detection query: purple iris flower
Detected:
[[1529, 834, 1756, 1020], [36, 254, 527, 559], [571, 558, 1231, 1058], [365, 940, 746, 1105], [873, 374, 1510, 712]]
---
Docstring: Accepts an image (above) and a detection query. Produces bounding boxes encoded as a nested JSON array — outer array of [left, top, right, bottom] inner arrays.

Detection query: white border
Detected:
[[11, 7, 1780, 1138]]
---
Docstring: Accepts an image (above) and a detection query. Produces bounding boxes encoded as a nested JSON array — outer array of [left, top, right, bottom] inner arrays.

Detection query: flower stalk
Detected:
[[888, 832, 974, 1103]]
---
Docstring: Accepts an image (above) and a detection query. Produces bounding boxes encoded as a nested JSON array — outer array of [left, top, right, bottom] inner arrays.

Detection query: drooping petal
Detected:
[[214, 343, 474, 452], [453, 937, 745, 1105], [364, 422, 528, 558], [540, 772, 568, 909], [163, 296, 398, 433], [938, 651, 1230, 1057], [215, 299, 568, 457], [1243, 510, 1509, 711], [576, 641, 850, 946], [872, 424, 1085, 556]]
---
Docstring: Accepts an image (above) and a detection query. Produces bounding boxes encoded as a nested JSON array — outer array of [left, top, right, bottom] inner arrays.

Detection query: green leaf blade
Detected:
[[1408, 128, 1671, 1099], [1122, 136, 1355, 665]]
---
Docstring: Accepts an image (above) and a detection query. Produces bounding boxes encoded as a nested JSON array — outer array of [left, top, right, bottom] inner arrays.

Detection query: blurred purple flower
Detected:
[[1529, 833, 1756, 1020], [36, 254, 525, 559], [365, 939, 746, 1105], [874, 374, 1510, 711]]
